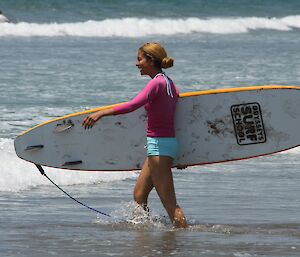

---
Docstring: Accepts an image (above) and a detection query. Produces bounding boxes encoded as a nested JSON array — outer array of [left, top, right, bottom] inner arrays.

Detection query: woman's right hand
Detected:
[[176, 164, 188, 170]]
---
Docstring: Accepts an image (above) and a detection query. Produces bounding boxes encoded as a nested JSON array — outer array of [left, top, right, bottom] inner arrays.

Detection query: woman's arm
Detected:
[[113, 80, 158, 114], [82, 80, 157, 129]]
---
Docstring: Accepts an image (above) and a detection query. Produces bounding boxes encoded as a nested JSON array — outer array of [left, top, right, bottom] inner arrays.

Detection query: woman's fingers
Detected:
[[176, 164, 188, 170], [81, 109, 112, 129], [82, 115, 96, 129]]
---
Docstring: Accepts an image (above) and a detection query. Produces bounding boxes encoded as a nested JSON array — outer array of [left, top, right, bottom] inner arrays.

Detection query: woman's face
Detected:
[[136, 49, 153, 76]]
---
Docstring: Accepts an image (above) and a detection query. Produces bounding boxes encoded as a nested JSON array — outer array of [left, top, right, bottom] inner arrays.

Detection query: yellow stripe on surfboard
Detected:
[[17, 85, 300, 137], [180, 85, 300, 97]]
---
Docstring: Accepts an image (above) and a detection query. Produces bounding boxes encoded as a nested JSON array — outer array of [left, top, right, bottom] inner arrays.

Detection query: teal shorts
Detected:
[[146, 137, 178, 160]]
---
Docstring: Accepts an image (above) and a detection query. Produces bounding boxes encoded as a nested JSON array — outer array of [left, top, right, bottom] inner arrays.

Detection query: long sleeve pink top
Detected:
[[112, 73, 179, 137]]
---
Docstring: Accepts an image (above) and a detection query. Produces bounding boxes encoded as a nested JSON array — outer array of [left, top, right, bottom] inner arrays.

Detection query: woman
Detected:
[[82, 42, 188, 228]]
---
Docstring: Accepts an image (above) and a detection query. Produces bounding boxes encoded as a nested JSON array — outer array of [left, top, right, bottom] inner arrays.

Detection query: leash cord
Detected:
[[35, 164, 113, 218]]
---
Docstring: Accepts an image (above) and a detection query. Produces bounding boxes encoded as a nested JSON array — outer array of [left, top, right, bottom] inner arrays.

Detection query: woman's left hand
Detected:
[[82, 111, 103, 129], [82, 108, 115, 129]]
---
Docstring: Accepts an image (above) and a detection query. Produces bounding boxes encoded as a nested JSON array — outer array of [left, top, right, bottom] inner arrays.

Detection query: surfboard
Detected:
[[14, 85, 300, 171]]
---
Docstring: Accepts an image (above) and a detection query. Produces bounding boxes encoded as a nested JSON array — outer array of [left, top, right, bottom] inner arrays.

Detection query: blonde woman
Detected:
[[82, 42, 187, 228]]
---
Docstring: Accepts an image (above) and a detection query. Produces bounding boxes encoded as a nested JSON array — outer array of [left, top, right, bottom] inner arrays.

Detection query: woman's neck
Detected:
[[149, 69, 163, 79]]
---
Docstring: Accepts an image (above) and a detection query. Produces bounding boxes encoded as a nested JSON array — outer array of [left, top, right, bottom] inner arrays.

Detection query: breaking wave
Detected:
[[0, 15, 299, 37]]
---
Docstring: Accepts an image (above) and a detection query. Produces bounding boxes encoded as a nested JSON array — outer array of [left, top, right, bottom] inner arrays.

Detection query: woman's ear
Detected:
[[149, 58, 155, 66]]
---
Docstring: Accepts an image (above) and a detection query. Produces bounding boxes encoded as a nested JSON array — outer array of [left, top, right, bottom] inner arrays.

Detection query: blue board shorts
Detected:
[[146, 137, 178, 160]]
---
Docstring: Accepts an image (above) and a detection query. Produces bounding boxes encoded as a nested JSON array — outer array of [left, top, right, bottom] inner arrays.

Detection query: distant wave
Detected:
[[0, 15, 299, 37]]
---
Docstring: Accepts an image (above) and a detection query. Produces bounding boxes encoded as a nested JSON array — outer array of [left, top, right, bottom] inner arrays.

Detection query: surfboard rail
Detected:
[[180, 85, 300, 98], [16, 85, 300, 138]]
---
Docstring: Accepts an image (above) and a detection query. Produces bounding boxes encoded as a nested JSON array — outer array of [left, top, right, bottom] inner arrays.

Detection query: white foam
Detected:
[[281, 146, 300, 155], [0, 15, 299, 37], [0, 138, 137, 192], [0, 14, 9, 23]]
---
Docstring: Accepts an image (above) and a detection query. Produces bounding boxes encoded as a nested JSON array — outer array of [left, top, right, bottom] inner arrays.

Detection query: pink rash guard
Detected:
[[112, 73, 179, 137]]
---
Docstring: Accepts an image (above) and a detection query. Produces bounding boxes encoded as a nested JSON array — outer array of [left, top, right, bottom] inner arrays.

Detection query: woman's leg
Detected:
[[148, 156, 188, 228], [133, 158, 154, 209]]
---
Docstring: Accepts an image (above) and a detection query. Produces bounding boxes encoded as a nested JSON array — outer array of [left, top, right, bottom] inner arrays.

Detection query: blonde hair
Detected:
[[139, 42, 174, 69]]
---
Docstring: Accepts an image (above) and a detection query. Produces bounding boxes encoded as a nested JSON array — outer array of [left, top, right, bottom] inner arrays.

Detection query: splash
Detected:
[[94, 201, 168, 229]]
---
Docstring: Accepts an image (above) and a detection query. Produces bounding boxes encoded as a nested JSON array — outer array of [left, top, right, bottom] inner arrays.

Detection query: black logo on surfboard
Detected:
[[231, 103, 266, 145]]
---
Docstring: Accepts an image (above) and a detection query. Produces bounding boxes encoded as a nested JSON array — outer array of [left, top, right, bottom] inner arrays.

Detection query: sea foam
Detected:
[[0, 138, 137, 192], [0, 15, 299, 37]]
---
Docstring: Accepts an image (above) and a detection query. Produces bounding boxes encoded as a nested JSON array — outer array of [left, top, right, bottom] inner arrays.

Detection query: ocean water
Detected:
[[1, 1, 300, 256]]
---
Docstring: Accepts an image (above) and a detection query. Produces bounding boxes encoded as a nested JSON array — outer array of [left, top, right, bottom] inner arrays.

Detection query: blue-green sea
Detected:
[[1, 1, 300, 256]]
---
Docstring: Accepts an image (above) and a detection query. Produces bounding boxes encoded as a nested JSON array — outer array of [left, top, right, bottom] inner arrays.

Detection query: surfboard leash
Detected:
[[35, 164, 114, 219]]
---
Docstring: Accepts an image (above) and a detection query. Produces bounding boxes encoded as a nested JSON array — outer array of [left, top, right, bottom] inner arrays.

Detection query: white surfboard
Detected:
[[14, 85, 300, 171]]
